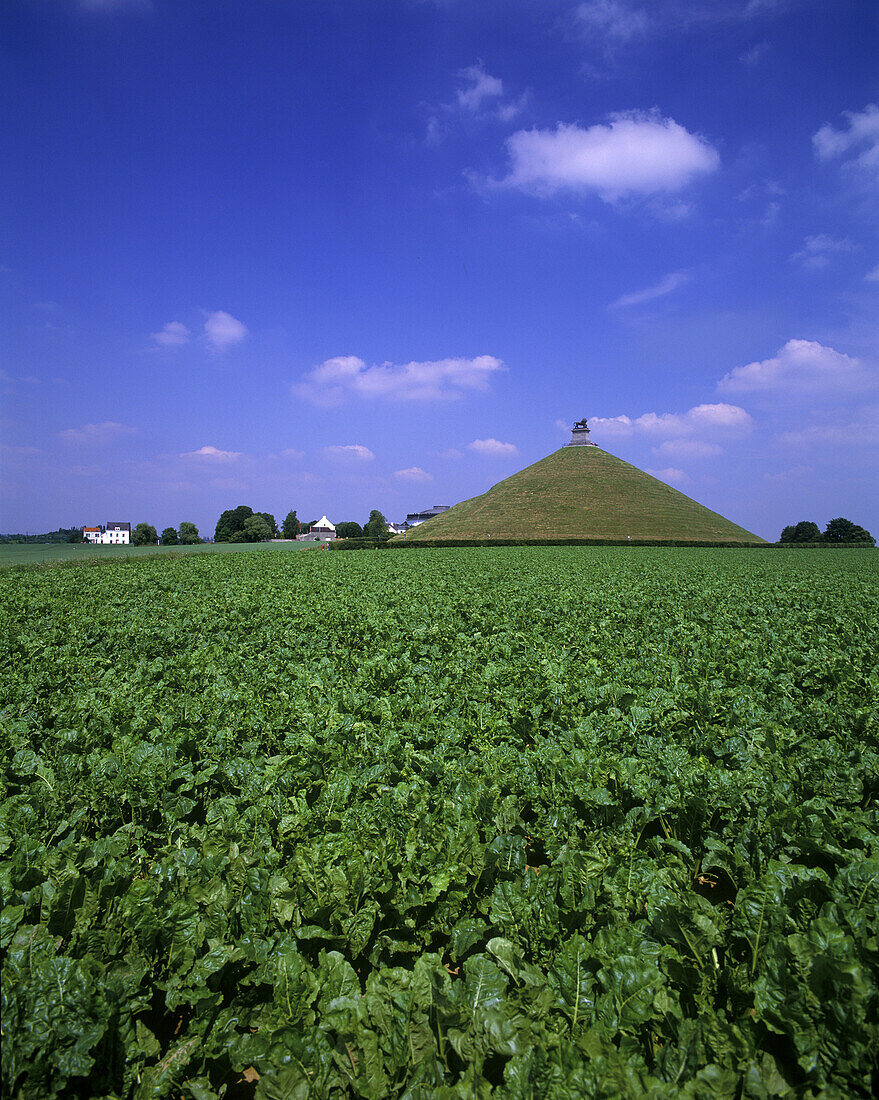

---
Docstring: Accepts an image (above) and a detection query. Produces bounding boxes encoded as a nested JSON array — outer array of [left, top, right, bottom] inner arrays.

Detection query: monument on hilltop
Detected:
[[566, 418, 598, 447], [397, 413, 765, 544]]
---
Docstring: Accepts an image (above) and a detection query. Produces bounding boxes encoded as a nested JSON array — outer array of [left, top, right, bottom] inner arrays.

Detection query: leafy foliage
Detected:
[[243, 515, 273, 543], [364, 511, 389, 540], [781, 518, 875, 545], [216, 508, 279, 543], [823, 517, 875, 545], [780, 521, 821, 543], [178, 522, 201, 545], [131, 522, 158, 546], [161, 527, 179, 546], [335, 521, 364, 540], [282, 511, 300, 540], [215, 505, 255, 542], [1, 548, 877, 1097]]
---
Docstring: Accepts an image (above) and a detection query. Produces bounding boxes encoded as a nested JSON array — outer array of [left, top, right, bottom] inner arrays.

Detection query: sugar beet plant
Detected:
[[1, 547, 878, 1098]]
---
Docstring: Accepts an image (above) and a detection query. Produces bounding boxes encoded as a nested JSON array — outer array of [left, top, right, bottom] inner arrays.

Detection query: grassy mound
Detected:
[[400, 445, 765, 543]]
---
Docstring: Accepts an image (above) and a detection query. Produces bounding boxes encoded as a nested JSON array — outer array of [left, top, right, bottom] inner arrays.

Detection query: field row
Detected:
[[2, 548, 877, 1098]]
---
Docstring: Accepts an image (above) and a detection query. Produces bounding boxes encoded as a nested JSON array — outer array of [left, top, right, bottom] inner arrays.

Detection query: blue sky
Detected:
[[2, 0, 877, 540]]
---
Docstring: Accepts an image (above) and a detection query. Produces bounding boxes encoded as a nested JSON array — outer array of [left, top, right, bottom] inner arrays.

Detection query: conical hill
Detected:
[[401, 445, 764, 543]]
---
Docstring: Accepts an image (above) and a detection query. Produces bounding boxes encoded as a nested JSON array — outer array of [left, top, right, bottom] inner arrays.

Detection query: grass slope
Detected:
[[403, 445, 765, 543]]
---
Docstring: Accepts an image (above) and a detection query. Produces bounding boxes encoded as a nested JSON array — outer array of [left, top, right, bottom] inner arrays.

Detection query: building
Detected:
[[403, 505, 450, 529], [83, 522, 131, 545], [299, 515, 336, 541], [104, 522, 131, 544]]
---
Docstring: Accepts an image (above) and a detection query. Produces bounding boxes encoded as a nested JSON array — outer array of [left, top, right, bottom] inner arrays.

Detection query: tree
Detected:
[[178, 521, 201, 544], [161, 526, 179, 545], [822, 517, 875, 545], [132, 523, 158, 546], [282, 510, 300, 539], [364, 510, 390, 540], [243, 514, 273, 542], [215, 505, 254, 542], [67, 528, 84, 544], [259, 512, 280, 539], [335, 521, 364, 539], [780, 520, 821, 543]]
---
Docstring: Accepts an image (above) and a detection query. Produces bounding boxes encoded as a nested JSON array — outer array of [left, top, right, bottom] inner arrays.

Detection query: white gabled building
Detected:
[[83, 522, 131, 545], [299, 515, 336, 541]]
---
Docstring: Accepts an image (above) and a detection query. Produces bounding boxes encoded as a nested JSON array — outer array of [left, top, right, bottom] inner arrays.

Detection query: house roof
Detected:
[[312, 515, 335, 531], [83, 527, 101, 532]]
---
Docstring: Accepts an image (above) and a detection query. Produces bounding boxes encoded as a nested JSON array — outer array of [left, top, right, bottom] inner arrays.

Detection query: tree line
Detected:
[[213, 507, 391, 542], [779, 517, 874, 545], [126, 521, 202, 546]]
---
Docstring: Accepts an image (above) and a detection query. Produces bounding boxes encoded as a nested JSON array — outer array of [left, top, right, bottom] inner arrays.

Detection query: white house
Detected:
[[299, 515, 336, 541], [84, 522, 131, 545]]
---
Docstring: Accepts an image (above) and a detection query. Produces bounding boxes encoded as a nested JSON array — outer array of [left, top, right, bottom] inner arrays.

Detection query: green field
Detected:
[[0, 539, 320, 569], [2, 548, 877, 1098]]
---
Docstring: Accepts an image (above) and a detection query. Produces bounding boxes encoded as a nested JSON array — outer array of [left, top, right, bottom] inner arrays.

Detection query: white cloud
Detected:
[[152, 321, 190, 347], [433, 447, 464, 459], [655, 439, 723, 457], [591, 404, 751, 441], [294, 354, 505, 405], [645, 466, 689, 485], [718, 339, 873, 396], [394, 466, 433, 482], [428, 63, 524, 142], [740, 41, 770, 65], [1, 371, 42, 386], [763, 464, 811, 483], [58, 421, 136, 445], [790, 234, 855, 270], [279, 448, 305, 459], [757, 201, 781, 229], [778, 406, 879, 447], [179, 445, 243, 461], [204, 310, 247, 351], [457, 63, 505, 113], [467, 438, 519, 457], [0, 444, 41, 456], [865, 264, 879, 282], [573, 0, 796, 43], [590, 414, 634, 437], [573, 1, 649, 42], [813, 104, 879, 177], [609, 270, 688, 308], [457, 63, 525, 122], [324, 444, 375, 461], [501, 112, 719, 201], [635, 403, 753, 436]]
